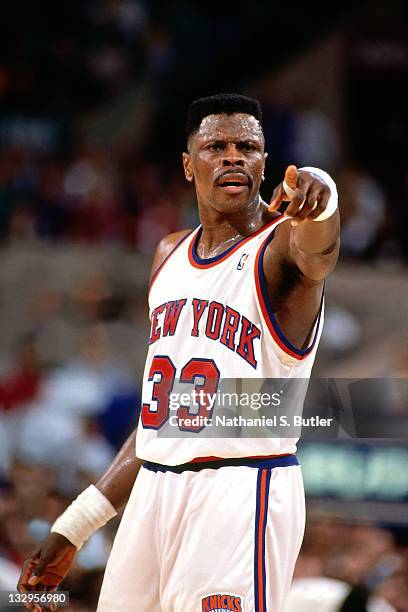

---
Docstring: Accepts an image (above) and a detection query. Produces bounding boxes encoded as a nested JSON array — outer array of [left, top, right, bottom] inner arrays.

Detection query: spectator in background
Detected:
[[286, 577, 396, 612], [291, 94, 341, 173], [0, 334, 42, 414], [337, 163, 386, 260], [0, 334, 44, 478], [35, 161, 68, 241], [62, 144, 124, 243], [287, 520, 404, 612], [257, 86, 296, 188]]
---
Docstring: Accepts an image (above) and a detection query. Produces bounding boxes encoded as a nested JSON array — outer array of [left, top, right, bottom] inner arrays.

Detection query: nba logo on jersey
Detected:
[[201, 593, 243, 611], [237, 253, 249, 270]]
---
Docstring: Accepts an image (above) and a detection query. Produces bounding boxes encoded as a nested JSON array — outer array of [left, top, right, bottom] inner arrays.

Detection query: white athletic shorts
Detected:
[[97, 455, 305, 612]]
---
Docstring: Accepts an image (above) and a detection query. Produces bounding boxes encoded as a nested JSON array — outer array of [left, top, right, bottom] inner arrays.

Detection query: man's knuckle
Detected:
[[301, 203, 313, 214], [298, 206, 311, 218]]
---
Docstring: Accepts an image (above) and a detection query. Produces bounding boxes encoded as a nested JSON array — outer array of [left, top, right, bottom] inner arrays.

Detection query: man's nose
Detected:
[[222, 145, 244, 167]]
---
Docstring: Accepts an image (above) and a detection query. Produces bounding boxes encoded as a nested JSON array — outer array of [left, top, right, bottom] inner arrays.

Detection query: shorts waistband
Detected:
[[143, 454, 299, 474]]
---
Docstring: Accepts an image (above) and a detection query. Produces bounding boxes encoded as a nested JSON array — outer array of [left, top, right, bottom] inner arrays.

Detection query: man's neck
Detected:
[[196, 196, 272, 259]]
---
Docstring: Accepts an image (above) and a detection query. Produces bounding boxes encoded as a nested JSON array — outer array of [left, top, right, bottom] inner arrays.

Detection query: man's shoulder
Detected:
[[157, 229, 193, 258], [149, 229, 193, 283]]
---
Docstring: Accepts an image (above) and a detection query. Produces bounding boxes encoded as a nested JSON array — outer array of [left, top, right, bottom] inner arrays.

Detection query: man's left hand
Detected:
[[268, 165, 332, 226]]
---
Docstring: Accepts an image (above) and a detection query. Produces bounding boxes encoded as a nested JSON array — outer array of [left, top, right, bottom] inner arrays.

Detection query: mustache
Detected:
[[214, 168, 252, 187]]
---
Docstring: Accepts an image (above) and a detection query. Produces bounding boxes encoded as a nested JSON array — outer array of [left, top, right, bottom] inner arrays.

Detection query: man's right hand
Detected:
[[17, 532, 77, 612]]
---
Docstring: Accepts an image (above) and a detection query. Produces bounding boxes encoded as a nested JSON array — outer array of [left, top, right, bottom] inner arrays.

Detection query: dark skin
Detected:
[[18, 112, 339, 610]]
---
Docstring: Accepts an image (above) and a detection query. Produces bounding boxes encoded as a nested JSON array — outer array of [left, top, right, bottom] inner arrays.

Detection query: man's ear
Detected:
[[262, 152, 268, 181], [182, 152, 194, 183]]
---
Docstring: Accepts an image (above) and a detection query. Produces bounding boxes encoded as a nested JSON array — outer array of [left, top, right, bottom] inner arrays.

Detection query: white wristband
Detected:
[[51, 485, 117, 550], [283, 167, 338, 222]]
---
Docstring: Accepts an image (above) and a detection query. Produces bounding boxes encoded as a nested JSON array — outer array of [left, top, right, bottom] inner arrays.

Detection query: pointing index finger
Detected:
[[282, 164, 298, 199]]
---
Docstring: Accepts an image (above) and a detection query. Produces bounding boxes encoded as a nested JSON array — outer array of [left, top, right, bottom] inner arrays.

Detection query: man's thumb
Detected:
[[28, 556, 49, 585], [283, 165, 298, 193]]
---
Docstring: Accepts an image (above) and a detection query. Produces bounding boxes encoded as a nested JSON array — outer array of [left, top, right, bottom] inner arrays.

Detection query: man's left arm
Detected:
[[269, 165, 340, 281]]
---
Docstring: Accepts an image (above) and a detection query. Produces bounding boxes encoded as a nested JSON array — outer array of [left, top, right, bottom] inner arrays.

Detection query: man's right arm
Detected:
[[17, 229, 192, 609], [95, 428, 142, 509]]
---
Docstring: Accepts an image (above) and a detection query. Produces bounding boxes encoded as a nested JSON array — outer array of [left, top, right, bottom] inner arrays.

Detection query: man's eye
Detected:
[[208, 143, 224, 150], [239, 143, 256, 151]]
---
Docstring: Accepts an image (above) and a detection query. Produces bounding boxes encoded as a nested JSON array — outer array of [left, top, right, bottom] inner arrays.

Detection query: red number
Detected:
[[141, 356, 220, 432], [178, 358, 220, 432], [141, 355, 176, 429]]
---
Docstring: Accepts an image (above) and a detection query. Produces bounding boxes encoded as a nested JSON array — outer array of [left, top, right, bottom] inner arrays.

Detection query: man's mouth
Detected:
[[216, 172, 251, 195]]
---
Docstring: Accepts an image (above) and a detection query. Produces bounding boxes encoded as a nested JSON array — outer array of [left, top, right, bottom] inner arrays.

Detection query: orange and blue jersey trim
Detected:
[[254, 228, 324, 360], [188, 215, 284, 269], [149, 230, 194, 294]]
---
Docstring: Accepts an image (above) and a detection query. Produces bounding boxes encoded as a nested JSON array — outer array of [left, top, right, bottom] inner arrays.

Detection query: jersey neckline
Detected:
[[188, 214, 284, 269]]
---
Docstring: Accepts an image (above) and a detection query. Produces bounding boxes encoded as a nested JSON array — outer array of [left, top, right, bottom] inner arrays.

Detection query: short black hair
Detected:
[[186, 93, 263, 143]]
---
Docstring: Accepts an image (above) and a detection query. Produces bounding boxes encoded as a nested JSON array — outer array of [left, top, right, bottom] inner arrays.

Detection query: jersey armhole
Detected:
[[254, 228, 325, 362]]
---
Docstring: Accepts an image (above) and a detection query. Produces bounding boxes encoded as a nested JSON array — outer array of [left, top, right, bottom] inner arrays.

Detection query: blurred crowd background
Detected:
[[0, 1, 407, 610]]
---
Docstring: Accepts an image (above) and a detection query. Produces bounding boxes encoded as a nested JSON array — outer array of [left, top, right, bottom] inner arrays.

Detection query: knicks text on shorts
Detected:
[[201, 592, 244, 612]]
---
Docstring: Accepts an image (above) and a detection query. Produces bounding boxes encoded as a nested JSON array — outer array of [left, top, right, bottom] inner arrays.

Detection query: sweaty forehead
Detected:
[[196, 113, 264, 142]]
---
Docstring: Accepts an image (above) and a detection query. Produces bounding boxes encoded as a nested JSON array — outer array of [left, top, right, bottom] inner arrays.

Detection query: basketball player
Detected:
[[18, 94, 340, 612]]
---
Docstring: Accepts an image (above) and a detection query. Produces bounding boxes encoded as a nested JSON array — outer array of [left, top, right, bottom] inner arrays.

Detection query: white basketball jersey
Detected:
[[136, 214, 324, 465]]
